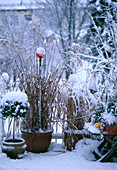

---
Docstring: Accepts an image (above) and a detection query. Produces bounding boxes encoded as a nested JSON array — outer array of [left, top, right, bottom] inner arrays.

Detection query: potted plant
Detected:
[[62, 73, 97, 151], [10, 44, 66, 153], [92, 90, 117, 135], [103, 91, 117, 135], [0, 26, 77, 152], [0, 90, 29, 159]]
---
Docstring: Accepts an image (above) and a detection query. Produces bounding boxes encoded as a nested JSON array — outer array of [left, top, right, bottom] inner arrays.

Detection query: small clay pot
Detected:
[[1, 138, 27, 159]]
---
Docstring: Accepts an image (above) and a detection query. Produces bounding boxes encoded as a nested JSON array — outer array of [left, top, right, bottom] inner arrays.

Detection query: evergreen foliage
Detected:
[[0, 100, 29, 119], [94, 90, 117, 124], [94, 103, 105, 123], [107, 91, 117, 115]]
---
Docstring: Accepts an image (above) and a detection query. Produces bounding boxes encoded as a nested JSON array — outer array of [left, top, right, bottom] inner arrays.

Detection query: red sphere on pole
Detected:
[[36, 47, 46, 59]]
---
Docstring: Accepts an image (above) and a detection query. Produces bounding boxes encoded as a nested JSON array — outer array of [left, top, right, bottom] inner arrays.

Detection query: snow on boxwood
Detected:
[[0, 91, 29, 118], [1, 91, 28, 105]]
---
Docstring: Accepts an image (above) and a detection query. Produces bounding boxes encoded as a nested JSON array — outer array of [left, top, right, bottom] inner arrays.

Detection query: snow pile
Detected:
[[68, 69, 89, 89], [75, 138, 99, 161]]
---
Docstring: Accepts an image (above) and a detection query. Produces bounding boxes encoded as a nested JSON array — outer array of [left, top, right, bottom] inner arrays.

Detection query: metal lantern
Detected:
[[36, 47, 45, 130]]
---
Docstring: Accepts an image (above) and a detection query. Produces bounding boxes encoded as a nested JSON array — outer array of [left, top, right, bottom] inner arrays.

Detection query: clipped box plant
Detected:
[[0, 90, 29, 159]]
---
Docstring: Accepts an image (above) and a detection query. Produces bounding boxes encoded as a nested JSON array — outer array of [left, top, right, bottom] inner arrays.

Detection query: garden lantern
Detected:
[[36, 47, 45, 130], [36, 47, 46, 59]]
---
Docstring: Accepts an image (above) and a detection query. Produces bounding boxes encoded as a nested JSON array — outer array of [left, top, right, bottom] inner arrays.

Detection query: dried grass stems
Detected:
[[18, 53, 67, 132], [65, 89, 96, 131], [0, 31, 72, 132]]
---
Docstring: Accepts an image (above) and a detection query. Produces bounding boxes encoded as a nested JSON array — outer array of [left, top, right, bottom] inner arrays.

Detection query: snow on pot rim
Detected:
[[1, 138, 27, 152], [21, 128, 53, 134], [2, 138, 26, 146]]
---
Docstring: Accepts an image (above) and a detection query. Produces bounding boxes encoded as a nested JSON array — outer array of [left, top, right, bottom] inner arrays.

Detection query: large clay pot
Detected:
[[21, 130, 53, 153], [1, 138, 26, 159]]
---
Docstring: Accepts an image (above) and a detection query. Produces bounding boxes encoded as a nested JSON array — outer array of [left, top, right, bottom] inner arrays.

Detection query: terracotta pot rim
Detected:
[[21, 129, 53, 134]]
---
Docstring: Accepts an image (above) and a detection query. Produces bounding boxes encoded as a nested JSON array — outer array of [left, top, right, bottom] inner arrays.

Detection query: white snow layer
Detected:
[[0, 139, 116, 170], [1, 91, 28, 105], [1, 73, 9, 82]]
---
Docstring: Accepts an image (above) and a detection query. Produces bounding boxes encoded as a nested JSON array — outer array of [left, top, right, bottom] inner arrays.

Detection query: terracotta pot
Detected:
[[64, 131, 83, 151], [21, 130, 53, 153], [104, 125, 117, 135], [1, 138, 26, 159]]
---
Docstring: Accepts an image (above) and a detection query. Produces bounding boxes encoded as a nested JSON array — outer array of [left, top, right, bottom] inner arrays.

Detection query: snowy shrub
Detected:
[[107, 92, 117, 115], [93, 90, 117, 125], [0, 91, 29, 119], [61, 71, 98, 131], [66, 88, 97, 130], [0, 91, 29, 140], [93, 103, 105, 124], [85, 3, 117, 127], [104, 91, 117, 125]]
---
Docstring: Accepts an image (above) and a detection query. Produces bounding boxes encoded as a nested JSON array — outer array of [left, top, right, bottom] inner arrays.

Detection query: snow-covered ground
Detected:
[[0, 138, 116, 170]]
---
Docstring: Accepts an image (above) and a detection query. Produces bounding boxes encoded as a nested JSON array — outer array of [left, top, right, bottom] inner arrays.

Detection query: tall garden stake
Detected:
[[36, 47, 46, 130]]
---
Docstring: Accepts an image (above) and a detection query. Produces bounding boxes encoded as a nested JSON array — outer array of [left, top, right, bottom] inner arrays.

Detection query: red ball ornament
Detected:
[[36, 47, 45, 59]]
